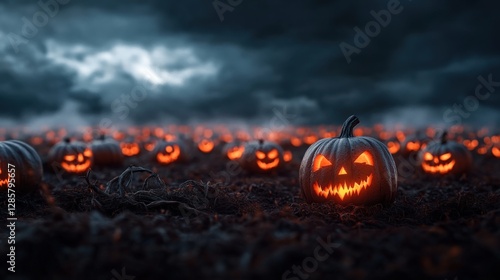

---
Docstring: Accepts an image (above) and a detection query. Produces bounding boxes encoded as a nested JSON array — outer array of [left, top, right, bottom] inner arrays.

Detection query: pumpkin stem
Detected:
[[258, 139, 264, 145], [63, 137, 71, 143], [440, 130, 448, 144], [339, 115, 360, 138]]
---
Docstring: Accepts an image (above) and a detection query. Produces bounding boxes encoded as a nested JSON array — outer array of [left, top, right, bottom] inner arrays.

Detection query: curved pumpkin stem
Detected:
[[339, 115, 360, 138], [63, 137, 71, 144], [440, 130, 448, 144]]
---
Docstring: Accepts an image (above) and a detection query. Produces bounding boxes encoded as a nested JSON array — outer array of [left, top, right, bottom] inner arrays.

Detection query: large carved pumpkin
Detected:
[[299, 115, 397, 205], [90, 135, 124, 166], [0, 140, 43, 193], [48, 138, 93, 174], [419, 131, 472, 175], [240, 139, 284, 172]]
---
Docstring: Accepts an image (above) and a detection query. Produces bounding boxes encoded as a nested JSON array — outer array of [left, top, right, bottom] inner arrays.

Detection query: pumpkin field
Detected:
[[1, 116, 499, 280]]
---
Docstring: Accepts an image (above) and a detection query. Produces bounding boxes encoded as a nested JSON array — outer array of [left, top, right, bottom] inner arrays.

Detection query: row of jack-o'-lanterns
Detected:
[[2, 123, 498, 159], [382, 131, 500, 159], [43, 135, 295, 175], [1, 116, 498, 206]]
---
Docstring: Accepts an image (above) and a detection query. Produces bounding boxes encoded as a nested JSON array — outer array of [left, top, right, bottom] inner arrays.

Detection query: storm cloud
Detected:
[[0, 0, 499, 128]]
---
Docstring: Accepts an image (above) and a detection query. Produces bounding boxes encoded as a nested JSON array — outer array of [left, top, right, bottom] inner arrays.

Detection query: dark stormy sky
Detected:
[[1, 0, 499, 129]]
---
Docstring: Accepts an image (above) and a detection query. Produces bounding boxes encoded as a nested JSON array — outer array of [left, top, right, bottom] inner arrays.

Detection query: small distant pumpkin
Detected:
[[299, 115, 397, 205], [196, 138, 217, 154], [419, 131, 472, 175], [153, 140, 189, 165], [491, 143, 500, 158], [0, 140, 43, 193], [283, 150, 293, 162], [240, 139, 284, 172], [90, 135, 124, 166], [120, 138, 141, 157], [222, 141, 245, 160], [385, 137, 401, 155], [48, 138, 93, 174], [401, 133, 430, 156]]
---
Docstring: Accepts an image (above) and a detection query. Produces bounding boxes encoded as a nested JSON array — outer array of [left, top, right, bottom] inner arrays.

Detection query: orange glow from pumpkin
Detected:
[[156, 145, 181, 164], [30, 136, 43, 145], [313, 174, 373, 200], [198, 139, 215, 153], [221, 134, 233, 143], [492, 146, 500, 158], [406, 141, 421, 151], [312, 154, 332, 172], [61, 148, 92, 173], [463, 139, 478, 150], [387, 141, 400, 154], [227, 146, 244, 160], [354, 151, 374, 166], [395, 131, 406, 142], [256, 149, 280, 170], [422, 160, 455, 174], [121, 143, 140, 157], [477, 147, 488, 155], [291, 137, 302, 147], [0, 167, 9, 188], [304, 135, 317, 145], [144, 142, 156, 152], [283, 150, 292, 162]]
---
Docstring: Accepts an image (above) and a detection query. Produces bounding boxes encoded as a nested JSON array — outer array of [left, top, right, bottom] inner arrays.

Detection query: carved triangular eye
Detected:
[[354, 151, 373, 166], [268, 149, 278, 159], [313, 154, 332, 172], [256, 151, 266, 159]]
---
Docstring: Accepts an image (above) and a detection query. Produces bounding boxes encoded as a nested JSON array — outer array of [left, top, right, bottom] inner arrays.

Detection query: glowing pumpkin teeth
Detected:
[[313, 174, 373, 200], [422, 160, 456, 174]]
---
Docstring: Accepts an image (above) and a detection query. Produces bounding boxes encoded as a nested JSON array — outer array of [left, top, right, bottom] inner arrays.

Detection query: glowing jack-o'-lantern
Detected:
[[48, 138, 93, 174], [143, 140, 157, 152], [463, 139, 479, 151], [120, 140, 141, 157], [222, 141, 245, 160], [300, 115, 397, 205], [197, 138, 216, 153], [152, 140, 188, 165], [419, 131, 472, 175], [401, 134, 430, 156], [0, 140, 43, 193], [240, 140, 284, 172], [491, 144, 500, 158], [290, 137, 302, 147], [385, 137, 401, 155]]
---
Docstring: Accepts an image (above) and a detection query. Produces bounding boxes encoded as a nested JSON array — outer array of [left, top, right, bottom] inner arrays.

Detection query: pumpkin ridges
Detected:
[[299, 116, 397, 205], [0, 140, 43, 193]]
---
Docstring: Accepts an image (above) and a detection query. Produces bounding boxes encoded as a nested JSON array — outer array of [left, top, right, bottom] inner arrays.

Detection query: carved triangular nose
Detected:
[[338, 166, 347, 175]]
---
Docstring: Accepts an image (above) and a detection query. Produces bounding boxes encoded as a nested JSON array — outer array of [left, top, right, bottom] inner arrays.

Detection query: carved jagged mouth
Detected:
[[313, 174, 373, 200], [61, 160, 91, 173], [0, 178, 8, 187], [422, 160, 455, 174], [257, 158, 279, 170]]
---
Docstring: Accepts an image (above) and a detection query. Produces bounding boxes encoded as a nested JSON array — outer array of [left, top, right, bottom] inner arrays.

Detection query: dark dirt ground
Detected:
[[1, 148, 499, 280]]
